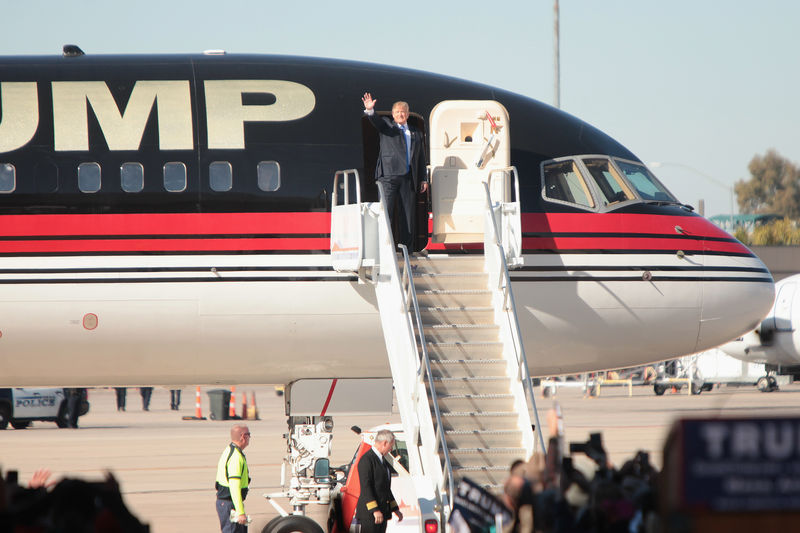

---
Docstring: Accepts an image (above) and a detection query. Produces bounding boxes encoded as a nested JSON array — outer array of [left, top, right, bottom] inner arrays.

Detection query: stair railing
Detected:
[[482, 181, 547, 456], [398, 244, 455, 524], [372, 183, 451, 522]]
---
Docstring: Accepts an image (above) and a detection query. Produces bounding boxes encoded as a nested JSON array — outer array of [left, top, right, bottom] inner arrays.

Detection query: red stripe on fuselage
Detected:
[[520, 212, 734, 240], [0, 211, 748, 254], [0, 212, 332, 237], [0, 238, 330, 253]]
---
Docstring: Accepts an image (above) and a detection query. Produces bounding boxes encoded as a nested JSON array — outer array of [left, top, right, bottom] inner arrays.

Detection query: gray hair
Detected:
[[392, 101, 409, 112], [375, 429, 395, 443]]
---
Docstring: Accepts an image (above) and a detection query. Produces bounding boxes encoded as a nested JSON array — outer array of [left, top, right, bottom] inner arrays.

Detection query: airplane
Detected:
[[719, 273, 800, 390], [0, 48, 775, 387]]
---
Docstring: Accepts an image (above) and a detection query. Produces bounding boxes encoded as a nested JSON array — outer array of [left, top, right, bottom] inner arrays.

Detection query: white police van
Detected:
[[0, 388, 89, 429]]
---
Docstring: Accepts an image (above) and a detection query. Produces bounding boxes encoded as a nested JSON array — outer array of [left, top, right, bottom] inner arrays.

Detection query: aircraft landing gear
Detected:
[[756, 375, 779, 392]]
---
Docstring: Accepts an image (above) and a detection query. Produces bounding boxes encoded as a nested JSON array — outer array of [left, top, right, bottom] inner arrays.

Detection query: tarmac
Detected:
[[2, 381, 800, 532]]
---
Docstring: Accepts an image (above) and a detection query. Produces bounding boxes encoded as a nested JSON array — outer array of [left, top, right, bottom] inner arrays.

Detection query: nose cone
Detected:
[[695, 249, 774, 352]]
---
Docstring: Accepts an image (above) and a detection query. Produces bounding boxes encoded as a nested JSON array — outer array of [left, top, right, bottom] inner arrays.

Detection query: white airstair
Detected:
[[330, 101, 544, 524]]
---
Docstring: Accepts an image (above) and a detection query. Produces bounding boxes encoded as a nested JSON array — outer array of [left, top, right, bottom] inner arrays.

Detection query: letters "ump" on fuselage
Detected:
[[0, 80, 316, 154]]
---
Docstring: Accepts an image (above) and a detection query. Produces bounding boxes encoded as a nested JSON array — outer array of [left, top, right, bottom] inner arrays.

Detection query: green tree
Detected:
[[735, 150, 800, 217]]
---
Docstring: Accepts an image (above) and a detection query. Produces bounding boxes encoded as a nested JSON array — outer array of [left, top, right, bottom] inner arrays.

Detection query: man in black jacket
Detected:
[[362, 93, 428, 249], [356, 429, 403, 533]]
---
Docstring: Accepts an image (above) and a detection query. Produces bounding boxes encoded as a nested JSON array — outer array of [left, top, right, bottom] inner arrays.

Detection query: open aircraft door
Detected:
[[429, 100, 512, 243]]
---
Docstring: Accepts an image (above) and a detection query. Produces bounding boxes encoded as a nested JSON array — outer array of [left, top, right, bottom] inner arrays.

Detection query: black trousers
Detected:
[[170, 389, 181, 410], [66, 388, 83, 428], [115, 387, 126, 410], [356, 511, 389, 533], [378, 174, 415, 249], [140, 387, 152, 410]]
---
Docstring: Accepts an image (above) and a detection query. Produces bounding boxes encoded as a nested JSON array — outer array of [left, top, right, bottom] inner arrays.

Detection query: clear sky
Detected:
[[2, 0, 797, 218]]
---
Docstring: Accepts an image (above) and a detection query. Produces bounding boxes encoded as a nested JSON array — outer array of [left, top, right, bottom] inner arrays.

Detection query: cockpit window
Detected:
[[582, 158, 634, 206], [541, 156, 681, 211], [542, 160, 595, 209], [615, 160, 677, 202]]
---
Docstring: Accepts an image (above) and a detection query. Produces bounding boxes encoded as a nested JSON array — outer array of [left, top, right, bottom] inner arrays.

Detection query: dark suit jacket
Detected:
[[356, 449, 399, 520], [365, 112, 427, 190]]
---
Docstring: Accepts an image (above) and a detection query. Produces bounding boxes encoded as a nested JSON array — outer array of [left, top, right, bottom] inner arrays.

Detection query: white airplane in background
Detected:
[[720, 273, 800, 390]]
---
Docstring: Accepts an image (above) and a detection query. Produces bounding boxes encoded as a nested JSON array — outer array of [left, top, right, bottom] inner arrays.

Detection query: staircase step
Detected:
[[434, 392, 515, 412], [450, 468, 507, 495], [410, 256, 486, 274], [429, 358, 508, 378], [413, 272, 488, 291], [424, 323, 499, 343], [426, 341, 504, 360], [433, 376, 511, 395], [439, 411, 519, 431], [416, 289, 492, 307], [445, 429, 524, 449], [448, 447, 528, 468], [419, 306, 495, 326]]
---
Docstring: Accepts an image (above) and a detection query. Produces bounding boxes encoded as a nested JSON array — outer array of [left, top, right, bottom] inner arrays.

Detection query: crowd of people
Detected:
[[502, 432, 659, 533], [0, 467, 148, 532]]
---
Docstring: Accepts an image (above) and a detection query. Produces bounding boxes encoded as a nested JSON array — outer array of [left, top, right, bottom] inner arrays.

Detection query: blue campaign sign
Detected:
[[680, 417, 800, 511], [449, 477, 512, 533]]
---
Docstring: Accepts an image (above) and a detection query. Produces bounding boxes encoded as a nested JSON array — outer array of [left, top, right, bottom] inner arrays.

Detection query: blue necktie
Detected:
[[401, 125, 410, 173]]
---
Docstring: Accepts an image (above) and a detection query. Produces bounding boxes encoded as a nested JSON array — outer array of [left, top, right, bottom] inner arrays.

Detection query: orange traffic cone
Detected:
[[229, 386, 237, 419], [182, 386, 206, 420], [248, 391, 259, 420], [241, 392, 248, 419]]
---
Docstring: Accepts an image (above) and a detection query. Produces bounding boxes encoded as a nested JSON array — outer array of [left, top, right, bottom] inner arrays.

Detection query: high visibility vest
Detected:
[[215, 443, 250, 514]]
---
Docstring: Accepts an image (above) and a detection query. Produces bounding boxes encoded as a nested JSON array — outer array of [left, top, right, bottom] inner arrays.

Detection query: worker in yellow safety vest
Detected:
[[215, 424, 251, 532]]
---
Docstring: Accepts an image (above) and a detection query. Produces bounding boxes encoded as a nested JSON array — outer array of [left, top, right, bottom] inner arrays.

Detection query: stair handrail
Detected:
[[331, 169, 368, 273], [482, 181, 547, 455], [398, 244, 456, 521], [331, 169, 361, 206], [372, 183, 450, 522], [486, 166, 522, 267]]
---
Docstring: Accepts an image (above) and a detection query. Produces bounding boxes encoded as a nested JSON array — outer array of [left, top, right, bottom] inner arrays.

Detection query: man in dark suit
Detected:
[[356, 429, 403, 533], [362, 93, 428, 249]]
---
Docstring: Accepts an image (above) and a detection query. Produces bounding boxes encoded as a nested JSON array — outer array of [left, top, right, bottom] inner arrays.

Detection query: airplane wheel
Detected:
[[654, 384, 666, 396], [264, 515, 323, 533], [261, 515, 286, 533], [757, 377, 771, 392]]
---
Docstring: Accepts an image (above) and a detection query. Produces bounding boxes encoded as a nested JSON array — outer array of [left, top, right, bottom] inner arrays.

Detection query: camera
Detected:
[[568, 433, 607, 467]]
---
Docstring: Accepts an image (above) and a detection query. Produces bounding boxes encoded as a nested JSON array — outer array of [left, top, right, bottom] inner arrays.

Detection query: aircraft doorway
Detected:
[[428, 101, 511, 244], [360, 112, 429, 251]]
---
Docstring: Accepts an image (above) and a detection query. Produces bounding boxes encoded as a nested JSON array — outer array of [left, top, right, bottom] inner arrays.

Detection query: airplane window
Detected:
[[615, 160, 677, 202], [209, 162, 232, 192], [164, 162, 187, 192], [582, 158, 633, 205], [392, 439, 410, 472], [542, 160, 594, 208], [121, 163, 144, 193], [78, 162, 101, 193], [257, 161, 280, 192], [0, 163, 15, 193]]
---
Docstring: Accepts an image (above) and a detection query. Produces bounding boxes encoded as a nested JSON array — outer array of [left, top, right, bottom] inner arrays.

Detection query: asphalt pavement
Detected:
[[2, 381, 798, 532]]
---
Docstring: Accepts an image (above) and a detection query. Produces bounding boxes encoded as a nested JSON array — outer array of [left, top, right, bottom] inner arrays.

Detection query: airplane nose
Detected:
[[695, 252, 774, 352]]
